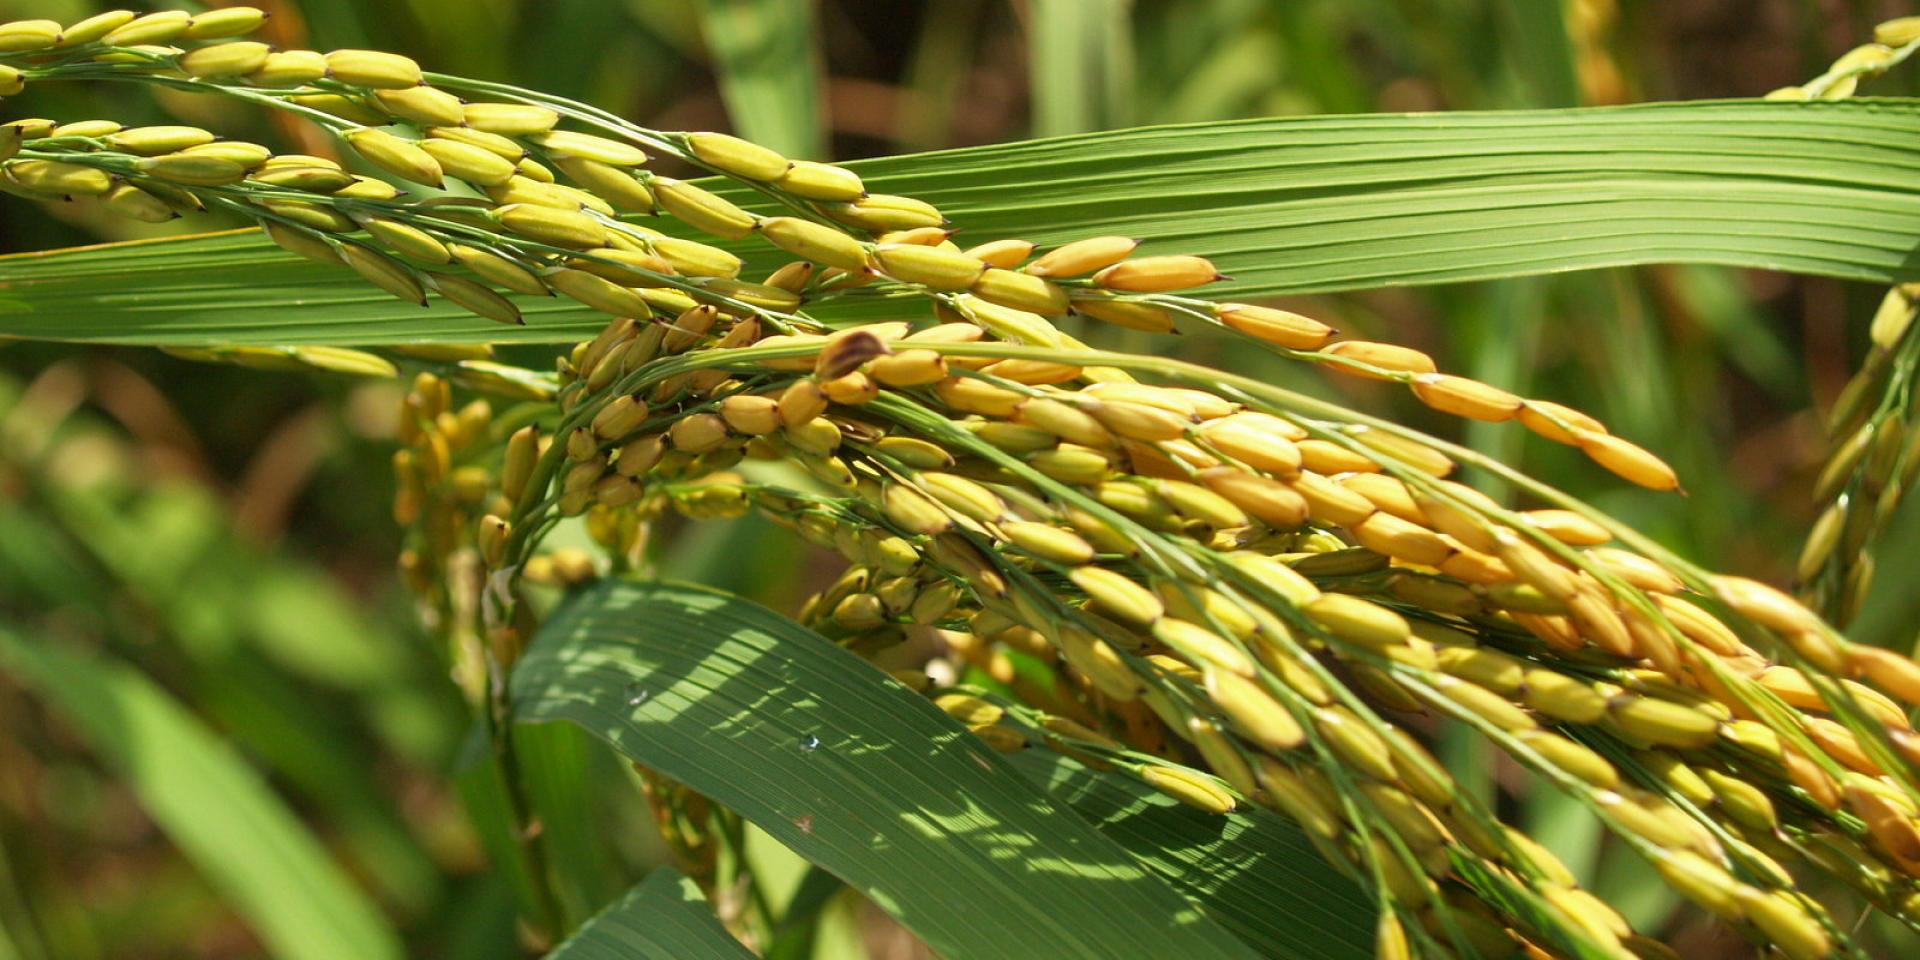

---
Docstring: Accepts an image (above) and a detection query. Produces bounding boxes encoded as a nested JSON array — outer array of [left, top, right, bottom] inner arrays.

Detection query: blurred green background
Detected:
[[2, 0, 1918, 957]]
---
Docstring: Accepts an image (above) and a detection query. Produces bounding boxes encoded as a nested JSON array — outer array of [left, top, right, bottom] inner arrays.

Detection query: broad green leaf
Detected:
[[509, 578, 1260, 960], [547, 868, 751, 959], [1007, 751, 1374, 960], [696, 0, 826, 159], [0, 630, 402, 960], [3, 100, 1919, 346]]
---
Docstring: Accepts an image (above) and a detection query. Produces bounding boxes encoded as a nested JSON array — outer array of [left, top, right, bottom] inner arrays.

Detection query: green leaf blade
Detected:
[[547, 868, 753, 960], [4, 100, 1918, 345], [510, 578, 1260, 960], [1008, 752, 1374, 960]]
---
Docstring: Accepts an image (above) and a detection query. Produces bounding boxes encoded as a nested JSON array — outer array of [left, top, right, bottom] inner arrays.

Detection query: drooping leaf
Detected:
[[0, 630, 402, 960], [545, 867, 752, 960], [3, 101, 1918, 345], [509, 578, 1260, 960]]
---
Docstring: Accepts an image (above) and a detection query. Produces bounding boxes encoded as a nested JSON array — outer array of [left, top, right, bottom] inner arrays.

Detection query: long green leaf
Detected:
[[513, 722, 622, 932], [1007, 751, 1374, 959], [3, 100, 1918, 346], [546, 868, 752, 960], [0, 630, 402, 960], [509, 578, 1259, 960], [453, 727, 559, 934], [695, 0, 826, 159]]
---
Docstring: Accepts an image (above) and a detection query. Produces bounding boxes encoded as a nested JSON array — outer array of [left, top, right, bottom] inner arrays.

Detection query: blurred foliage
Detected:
[[3, 1, 1918, 957]]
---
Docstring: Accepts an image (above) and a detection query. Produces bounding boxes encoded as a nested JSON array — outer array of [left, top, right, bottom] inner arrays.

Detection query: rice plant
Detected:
[[4, 5, 1920, 959]]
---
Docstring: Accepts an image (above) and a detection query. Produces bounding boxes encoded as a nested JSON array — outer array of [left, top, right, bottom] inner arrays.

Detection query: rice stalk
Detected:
[[9, 10, 1920, 958], [1774, 34, 1920, 626]]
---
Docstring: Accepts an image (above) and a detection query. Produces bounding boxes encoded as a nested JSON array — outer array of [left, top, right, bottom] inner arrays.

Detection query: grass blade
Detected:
[[0, 630, 402, 960]]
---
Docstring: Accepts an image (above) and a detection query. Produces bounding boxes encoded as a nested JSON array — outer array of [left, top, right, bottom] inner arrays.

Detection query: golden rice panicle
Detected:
[[178, 40, 271, 78], [775, 160, 865, 201], [1071, 296, 1176, 333], [965, 238, 1035, 269], [872, 243, 987, 291], [104, 11, 191, 47], [323, 48, 423, 89], [652, 176, 759, 240], [1215, 302, 1335, 349], [1575, 429, 1682, 492], [685, 131, 790, 181], [1092, 255, 1224, 292], [53, 37, 1920, 953], [1140, 764, 1237, 813], [0, 19, 63, 54], [1322, 340, 1437, 380], [1409, 373, 1522, 422], [1024, 236, 1139, 278], [183, 7, 270, 41], [1875, 16, 1920, 47], [55, 12, 135, 48], [826, 194, 946, 232]]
